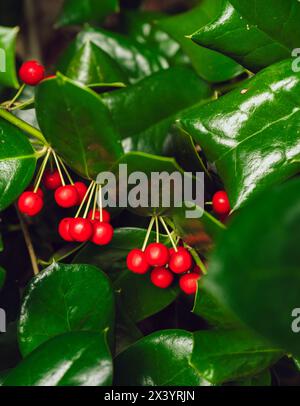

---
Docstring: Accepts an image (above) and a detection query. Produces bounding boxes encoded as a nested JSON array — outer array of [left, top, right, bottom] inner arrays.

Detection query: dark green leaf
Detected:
[[58, 26, 169, 84], [57, 0, 119, 27], [193, 276, 240, 329], [191, 1, 293, 72], [191, 330, 282, 384], [204, 177, 300, 357], [101, 67, 213, 155], [0, 266, 5, 289], [19, 262, 115, 356], [158, 0, 243, 83], [4, 332, 112, 386], [0, 26, 19, 88], [74, 228, 178, 322], [179, 59, 300, 211], [115, 329, 208, 386], [59, 41, 129, 86], [123, 11, 190, 67], [35, 73, 123, 179], [0, 118, 36, 211], [231, 370, 272, 386]]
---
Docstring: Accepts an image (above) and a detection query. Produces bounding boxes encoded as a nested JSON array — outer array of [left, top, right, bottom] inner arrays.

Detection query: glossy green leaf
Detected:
[[115, 329, 208, 386], [4, 332, 112, 386], [19, 262, 115, 356], [0, 26, 19, 88], [35, 73, 123, 179], [179, 59, 300, 211], [294, 358, 300, 371], [0, 119, 36, 211], [102, 67, 213, 155], [59, 41, 128, 86], [58, 26, 169, 84], [191, 330, 282, 384], [204, 178, 300, 357], [123, 11, 190, 67], [74, 228, 178, 322], [191, 1, 294, 72], [158, 0, 243, 83], [0, 266, 5, 289], [193, 276, 240, 329], [57, 0, 119, 27]]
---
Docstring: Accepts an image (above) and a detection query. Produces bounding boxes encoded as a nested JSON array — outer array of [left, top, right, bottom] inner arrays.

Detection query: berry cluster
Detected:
[[126, 217, 202, 295], [17, 148, 114, 246]]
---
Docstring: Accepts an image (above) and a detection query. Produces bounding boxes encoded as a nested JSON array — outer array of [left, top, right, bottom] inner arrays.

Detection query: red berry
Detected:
[[74, 182, 88, 204], [55, 185, 79, 208], [91, 222, 114, 246], [126, 249, 149, 274], [151, 267, 174, 289], [87, 209, 110, 223], [193, 265, 203, 275], [169, 246, 185, 257], [212, 191, 231, 216], [145, 243, 169, 267], [18, 191, 43, 216], [43, 170, 62, 190], [58, 218, 74, 242], [169, 248, 192, 274], [69, 218, 93, 242], [27, 186, 44, 199], [19, 60, 45, 86], [179, 273, 200, 295]]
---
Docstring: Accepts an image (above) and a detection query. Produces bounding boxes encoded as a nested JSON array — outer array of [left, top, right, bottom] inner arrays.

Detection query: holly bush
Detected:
[[0, 0, 299, 387]]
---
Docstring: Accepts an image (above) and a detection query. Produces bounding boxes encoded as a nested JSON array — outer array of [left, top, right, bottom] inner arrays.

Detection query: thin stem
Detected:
[[83, 182, 96, 218], [10, 97, 34, 111], [34, 148, 51, 192], [206, 201, 212, 205], [16, 205, 39, 276], [159, 217, 177, 251], [51, 149, 65, 186], [7, 84, 25, 108], [92, 184, 98, 221], [187, 245, 208, 275], [75, 181, 94, 218], [99, 184, 103, 222], [155, 216, 159, 243], [0, 109, 48, 145], [57, 155, 74, 185], [142, 216, 155, 252]]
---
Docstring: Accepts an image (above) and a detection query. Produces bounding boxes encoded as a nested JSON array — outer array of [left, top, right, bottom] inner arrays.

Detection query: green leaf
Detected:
[[0, 266, 5, 289], [158, 0, 243, 83], [101, 67, 213, 154], [0, 26, 19, 88], [57, 0, 119, 27], [115, 329, 208, 386], [191, 330, 282, 384], [59, 41, 129, 86], [74, 228, 178, 322], [4, 332, 112, 386], [193, 276, 240, 329], [35, 73, 123, 179], [18, 262, 115, 356], [58, 26, 169, 84], [231, 370, 272, 386], [191, 1, 293, 72], [179, 59, 300, 211], [123, 11, 190, 67], [204, 177, 300, 357], [0, 119, 36, 211]]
